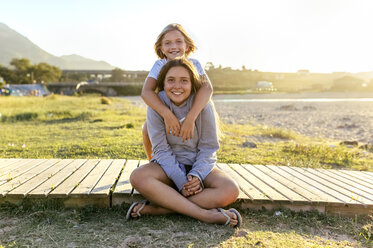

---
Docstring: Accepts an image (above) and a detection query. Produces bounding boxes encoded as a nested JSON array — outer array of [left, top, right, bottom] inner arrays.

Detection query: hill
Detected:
[[0, 23, 115, 70]]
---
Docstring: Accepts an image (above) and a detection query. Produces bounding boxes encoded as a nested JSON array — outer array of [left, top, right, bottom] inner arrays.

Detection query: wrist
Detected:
[[185, 111, 198, 122], [161, 108, 173, 119]]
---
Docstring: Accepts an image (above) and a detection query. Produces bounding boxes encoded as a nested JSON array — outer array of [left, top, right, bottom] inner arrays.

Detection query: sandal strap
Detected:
[[217, 208, 231, 225], [136, 200, 148, 217]]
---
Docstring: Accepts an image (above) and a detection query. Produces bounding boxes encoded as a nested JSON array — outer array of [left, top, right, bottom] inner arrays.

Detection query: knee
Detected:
[[217, 180, 240, 207], [130, 167, 145, 189], [229, 181, 240, 200]]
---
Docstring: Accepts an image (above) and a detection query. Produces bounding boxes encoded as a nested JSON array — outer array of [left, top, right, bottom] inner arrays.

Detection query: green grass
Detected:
[[219, 123, 373, 171], [0, 95, 372, 171], [0, 95, 146, 159], [0, 203, 371, 247]]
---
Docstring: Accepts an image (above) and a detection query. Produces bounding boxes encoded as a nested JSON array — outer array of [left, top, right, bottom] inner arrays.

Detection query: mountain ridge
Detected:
[[0, 23, 116, 70]]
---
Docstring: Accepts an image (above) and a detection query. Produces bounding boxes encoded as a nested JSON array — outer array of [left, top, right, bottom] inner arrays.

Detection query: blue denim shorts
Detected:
[[151, 159, 192, 175]]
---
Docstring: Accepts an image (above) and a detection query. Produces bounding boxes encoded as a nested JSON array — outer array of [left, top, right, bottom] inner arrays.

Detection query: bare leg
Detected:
[[185, 167, 239, 209], [129, 163, 239, 226], [142, 122, 153, 161], [131, 168, 239, 215]]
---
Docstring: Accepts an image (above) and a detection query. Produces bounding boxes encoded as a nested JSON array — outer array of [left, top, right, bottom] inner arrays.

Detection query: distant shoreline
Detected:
[[212, 91, 373, 100]]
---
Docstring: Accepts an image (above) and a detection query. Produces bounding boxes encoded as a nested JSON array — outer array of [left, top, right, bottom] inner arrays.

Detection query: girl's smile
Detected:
[[164, 66, 192, 106], [161, 30, 189, 60]]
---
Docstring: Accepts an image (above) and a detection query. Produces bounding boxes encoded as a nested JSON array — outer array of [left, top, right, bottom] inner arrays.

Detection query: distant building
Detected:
[[297, 70, 310, 76], [255, 81, 276, 91]]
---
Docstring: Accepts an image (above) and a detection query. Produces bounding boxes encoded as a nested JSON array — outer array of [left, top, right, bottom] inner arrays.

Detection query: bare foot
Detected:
[[131, 202, 173, 217], [130, 201, 148, 218]]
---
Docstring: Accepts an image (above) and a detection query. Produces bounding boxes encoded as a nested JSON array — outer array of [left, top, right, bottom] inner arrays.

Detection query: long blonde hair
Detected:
[[154, 23, 196, 59]]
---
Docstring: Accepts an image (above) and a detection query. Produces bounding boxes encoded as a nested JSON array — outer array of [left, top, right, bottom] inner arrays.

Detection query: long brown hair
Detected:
[[155, 58, 224, 140], [155, 58, 201, 93], [154, 23, 196, 59]]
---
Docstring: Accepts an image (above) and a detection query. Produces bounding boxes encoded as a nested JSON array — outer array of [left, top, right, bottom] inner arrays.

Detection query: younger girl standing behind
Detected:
[[141, 23, 213, 160]]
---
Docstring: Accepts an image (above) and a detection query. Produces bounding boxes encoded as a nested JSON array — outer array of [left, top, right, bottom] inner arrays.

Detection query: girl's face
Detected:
[[161, 30, 189, 60], [164, 66, 192, 106]]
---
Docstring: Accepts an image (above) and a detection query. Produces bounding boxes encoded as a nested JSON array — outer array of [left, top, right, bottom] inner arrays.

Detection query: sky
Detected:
[[1, 0, 373, 73]]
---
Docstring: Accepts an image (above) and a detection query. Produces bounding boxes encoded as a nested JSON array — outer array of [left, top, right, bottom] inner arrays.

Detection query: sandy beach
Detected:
[[122, 92, 373, 144]]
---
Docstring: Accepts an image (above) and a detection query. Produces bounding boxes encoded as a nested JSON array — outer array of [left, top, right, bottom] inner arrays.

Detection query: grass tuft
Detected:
[[101, 96, 111, 105], [259, 125, 299, 140], [126, 123, 134, 128]]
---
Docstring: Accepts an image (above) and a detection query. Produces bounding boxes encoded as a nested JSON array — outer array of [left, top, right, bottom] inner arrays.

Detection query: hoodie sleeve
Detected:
[[188, 102, 219, 185], [146, 106, 188, 191]]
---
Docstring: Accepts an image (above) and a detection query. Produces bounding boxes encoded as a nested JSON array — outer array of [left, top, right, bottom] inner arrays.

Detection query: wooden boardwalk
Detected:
[[0, 159, 372, 217]]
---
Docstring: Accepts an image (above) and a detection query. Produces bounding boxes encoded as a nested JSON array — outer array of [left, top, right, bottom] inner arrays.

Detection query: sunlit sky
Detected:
[[1, 0, 373, 73]]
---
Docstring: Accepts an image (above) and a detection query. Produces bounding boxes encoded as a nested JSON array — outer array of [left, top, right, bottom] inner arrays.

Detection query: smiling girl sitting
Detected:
[[128, 58, 242, 228]]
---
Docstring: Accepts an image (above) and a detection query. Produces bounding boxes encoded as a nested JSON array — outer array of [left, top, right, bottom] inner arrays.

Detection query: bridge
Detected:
[[47, 82, 143, 96], [62, 69, 148, 80]]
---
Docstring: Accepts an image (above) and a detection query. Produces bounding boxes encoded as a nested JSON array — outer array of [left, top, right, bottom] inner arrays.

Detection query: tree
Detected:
[[110, 68, 125, 82], [205, 62, 215, 71], [10, 58, 32, 71], [10, 58, 32, 84], [2, 58, 62, 84], [0, 65, 16, 84], [33, 63, 61, 83]]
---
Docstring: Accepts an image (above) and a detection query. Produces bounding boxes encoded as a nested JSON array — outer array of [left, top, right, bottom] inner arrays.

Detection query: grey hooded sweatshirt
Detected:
[[147, 91, 219, 191]]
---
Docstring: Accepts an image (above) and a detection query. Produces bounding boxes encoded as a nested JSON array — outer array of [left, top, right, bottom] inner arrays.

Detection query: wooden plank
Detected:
[[230, 163, 289, 202], [0, 159, 35, 176], [216, 163, 265, 200], [244, 164, 308, 203], [362, 171, 373, 177], [91, 159, 126, 197], [113, 160, 139, 195], [70, 159, 112, 196], [8, 159, 74, 197], [269, 166, 347, 204], [298, 167, 373, 205], [0, 159, 21, 170], [358, 171, 373, 181], [0, 159, 46, 184], [312, 168, 373, 201], [0, 159, 11, 167], [27, 159, 87, 197], [49, 159, 100, 197], [0, 159, 60, 196], [318, 169, 373, 195], [254, 165, 325, 203], [0, 159, 23, 174], [223, 163, 273, 201], [283, 166, 363, 205], [325, 205, 373, 217], [327, 169, 373, 190], [339, 170, 373, 184]]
